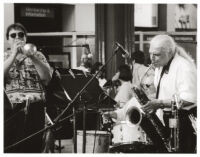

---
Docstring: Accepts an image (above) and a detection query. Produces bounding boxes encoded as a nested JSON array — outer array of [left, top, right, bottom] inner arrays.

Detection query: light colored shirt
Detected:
[[154, 53, 197, 121], [155, 53, 197, 104], [77, 65, 90, 73], [132, 63, 148, 87], [114, 81, 134, 108]]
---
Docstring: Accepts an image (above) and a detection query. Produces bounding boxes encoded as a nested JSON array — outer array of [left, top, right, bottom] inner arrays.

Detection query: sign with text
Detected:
[[20, 6, 55, 18]]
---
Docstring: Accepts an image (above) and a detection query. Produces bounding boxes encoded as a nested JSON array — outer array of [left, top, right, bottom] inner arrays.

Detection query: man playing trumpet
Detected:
[[4, 23, 52, 153]]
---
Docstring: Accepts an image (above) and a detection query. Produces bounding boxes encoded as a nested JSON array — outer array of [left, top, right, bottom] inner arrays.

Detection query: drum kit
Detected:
[[101, 97, 159, 153], [45, 68, 160, 153]]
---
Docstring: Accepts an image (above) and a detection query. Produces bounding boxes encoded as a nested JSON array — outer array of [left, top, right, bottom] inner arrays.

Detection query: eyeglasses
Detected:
[[9, 32, 25, 39]]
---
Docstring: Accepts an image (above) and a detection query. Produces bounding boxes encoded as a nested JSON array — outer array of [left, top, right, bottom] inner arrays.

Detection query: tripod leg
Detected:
[[73, 107, 77, 153], [82, 104, 86, 153]]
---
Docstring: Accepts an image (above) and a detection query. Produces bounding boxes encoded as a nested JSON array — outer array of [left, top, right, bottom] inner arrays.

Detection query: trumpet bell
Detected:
[[24, 43, 37, 53]]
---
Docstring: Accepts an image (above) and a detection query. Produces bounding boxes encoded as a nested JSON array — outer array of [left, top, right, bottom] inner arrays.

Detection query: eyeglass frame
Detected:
[[9, 32, 25, 39]]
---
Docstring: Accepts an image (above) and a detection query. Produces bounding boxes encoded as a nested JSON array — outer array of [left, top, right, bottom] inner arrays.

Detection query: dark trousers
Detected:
[[4, 101, 45, 153], [163, 110, 196, 153]]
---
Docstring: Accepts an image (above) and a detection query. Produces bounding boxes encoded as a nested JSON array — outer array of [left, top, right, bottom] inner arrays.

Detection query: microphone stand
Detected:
[[53, 45, 120, 153], [4, 113, 74, 152], [80, 95, 87, 153]]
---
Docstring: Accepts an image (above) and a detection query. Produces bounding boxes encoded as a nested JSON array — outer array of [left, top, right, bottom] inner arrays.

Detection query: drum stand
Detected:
[[82, 101, 87, 153], [73, 106, 77, 153], [74, 94, 89, 153]]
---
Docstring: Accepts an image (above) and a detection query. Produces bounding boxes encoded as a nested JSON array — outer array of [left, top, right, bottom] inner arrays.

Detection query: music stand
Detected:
[[52, 45, 120, 153], [57, 69, 115, 153]]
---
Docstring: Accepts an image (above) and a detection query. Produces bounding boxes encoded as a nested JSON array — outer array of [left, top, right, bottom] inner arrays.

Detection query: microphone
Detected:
[[115, 42, 130, 58], [85, 44, 91, 53]]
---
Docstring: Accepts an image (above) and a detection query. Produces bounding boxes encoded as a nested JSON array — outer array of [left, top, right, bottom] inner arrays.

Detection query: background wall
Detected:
[[4, 3, 197, 68], [4, 3, 14, 50], [75, 4, 95, 32]]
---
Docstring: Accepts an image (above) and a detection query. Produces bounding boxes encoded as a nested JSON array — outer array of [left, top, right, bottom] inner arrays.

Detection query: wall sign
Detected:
[[20, 6, 54, 18]]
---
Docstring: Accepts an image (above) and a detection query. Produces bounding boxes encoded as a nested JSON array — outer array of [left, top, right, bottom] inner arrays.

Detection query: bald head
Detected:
[[149, 35, 176, 67]]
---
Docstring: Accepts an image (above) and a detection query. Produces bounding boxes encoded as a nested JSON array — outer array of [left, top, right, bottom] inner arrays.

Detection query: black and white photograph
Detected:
[[2, 1, 198, 155]]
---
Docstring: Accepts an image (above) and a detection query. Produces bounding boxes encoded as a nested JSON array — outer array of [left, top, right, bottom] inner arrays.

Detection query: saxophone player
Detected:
[[141, 35, 197, 153]]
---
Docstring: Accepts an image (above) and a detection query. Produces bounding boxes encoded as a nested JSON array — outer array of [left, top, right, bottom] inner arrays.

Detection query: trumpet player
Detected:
[[141, 35, 197, 153], [4, 23, 52, 153]]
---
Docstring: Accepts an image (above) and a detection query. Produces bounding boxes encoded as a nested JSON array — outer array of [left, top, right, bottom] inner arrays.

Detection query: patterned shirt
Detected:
[[4, 50, 49, 104]]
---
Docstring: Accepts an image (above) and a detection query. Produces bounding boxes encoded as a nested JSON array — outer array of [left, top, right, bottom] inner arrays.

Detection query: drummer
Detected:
[[112, 64, 134, 109]]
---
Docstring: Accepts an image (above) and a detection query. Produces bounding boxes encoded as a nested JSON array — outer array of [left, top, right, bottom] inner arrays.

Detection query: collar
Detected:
[[162, 55, 174, 74]]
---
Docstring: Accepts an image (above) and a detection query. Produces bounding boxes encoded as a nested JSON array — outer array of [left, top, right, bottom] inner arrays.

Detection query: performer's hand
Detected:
[[12, 40, 25, 55], [141, 99, 163, 114]]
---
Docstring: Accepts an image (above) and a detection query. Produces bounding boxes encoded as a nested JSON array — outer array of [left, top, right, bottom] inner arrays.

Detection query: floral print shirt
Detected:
[[4, 50, 49, 104]]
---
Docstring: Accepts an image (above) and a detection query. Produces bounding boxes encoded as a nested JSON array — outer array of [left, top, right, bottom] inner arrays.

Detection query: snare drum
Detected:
[[110, 121, 156, 153], [77, 130, 111, 153], [111, 121, 147, 144]]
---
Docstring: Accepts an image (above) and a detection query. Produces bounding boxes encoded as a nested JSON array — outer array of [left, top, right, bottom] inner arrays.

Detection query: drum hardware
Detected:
[[101, 116, 114, 132], [77, 130, 111, 153]]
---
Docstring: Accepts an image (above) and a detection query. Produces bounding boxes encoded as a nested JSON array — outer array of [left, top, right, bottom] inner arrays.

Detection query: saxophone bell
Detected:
[[125, 106, 144, 127]]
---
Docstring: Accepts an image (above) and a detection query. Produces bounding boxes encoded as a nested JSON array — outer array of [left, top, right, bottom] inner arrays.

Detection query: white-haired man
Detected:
[[142, 34, 197, 153]]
